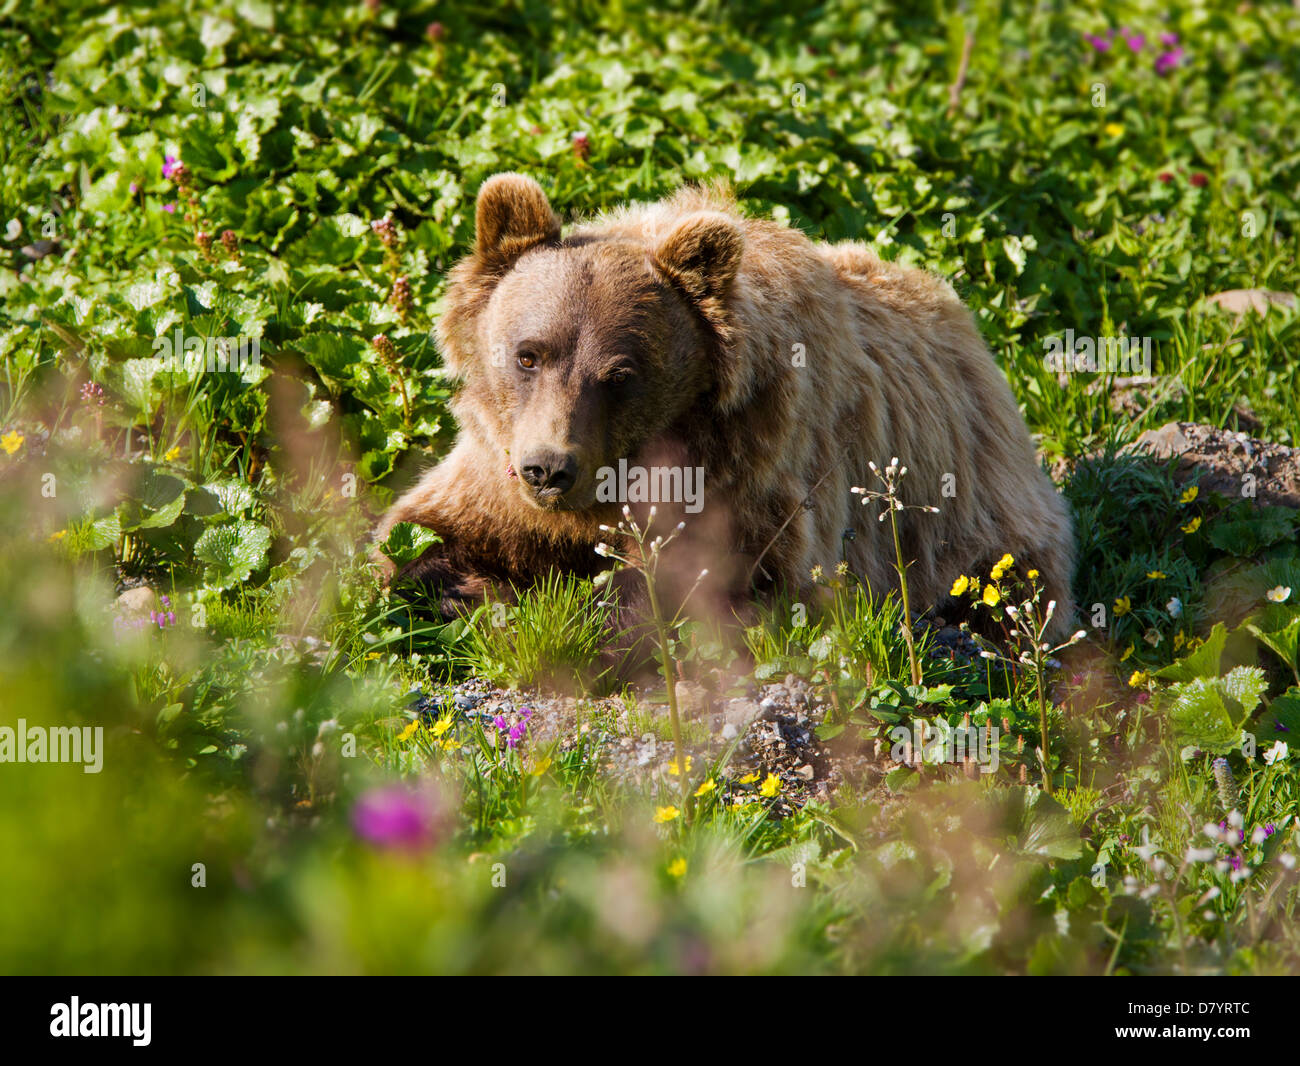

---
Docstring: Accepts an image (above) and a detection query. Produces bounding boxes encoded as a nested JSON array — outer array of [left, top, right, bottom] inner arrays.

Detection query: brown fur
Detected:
[[375, 174, 1075, 635]]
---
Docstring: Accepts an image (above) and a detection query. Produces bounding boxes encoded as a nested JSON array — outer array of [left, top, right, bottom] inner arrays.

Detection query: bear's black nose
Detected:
[[519, 449, 578, 495]]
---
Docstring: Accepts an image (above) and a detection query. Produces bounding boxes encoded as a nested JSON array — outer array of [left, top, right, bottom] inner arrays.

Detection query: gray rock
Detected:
[[725, 698, 761, 728]]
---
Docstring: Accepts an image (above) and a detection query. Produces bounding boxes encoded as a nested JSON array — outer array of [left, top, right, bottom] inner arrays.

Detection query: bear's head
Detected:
[[437, 173, 746, 513]]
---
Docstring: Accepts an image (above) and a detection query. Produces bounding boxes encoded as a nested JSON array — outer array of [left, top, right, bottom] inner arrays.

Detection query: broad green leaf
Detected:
[[194, 521, 271, 588], [1256, 688, 1300, 740], [988, 787, 1082, 861], [378, 521, 440, 568]]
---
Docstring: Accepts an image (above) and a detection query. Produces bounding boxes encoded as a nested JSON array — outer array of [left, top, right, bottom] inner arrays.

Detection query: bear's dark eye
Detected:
[[517, 350, 538, 371], [607, 367, 633, 385]]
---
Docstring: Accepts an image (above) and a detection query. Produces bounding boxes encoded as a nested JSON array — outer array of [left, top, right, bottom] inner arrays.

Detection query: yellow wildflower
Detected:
[[48, 530, 66, 542], [950, 574, 970, 597], [163, 445, 181, 462], [667, 756, 693, 776], [694, 778, 716, 798], [1027, 569, 1040, 580], [1146, 570, 1167, 580], [1, 431, 23, 455], [990, 553, 1015, 580], [1179, 486, 1198, 504], [759, 773, 781, 798], [654, 805, 681, 824], [738, 772, 759, 785], [1181, 516, 1201, 534], [982, 584, 1001, 607], [1127, 670, 1148, 688], [440, 738, 462, 752], [531, 756, 552, 777], [1103, 122, 1124, 137], [667, 857, 687, 878], [1120, 643, 1135, 661], [1114, 595, 1131, 617], [1173, 631, 1187, 650], [428, 717, 453, 737], [396, 719, 419, 742]]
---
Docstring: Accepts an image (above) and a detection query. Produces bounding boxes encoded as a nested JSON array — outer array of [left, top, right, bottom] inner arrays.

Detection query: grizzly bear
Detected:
[[374, 174, 1075, 639]]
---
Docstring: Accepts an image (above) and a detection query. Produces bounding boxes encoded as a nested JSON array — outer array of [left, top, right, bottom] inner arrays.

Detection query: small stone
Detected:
[[1133, 422, 1191, 460], [794, 764, 815, 780], [116, 587, 155, 614], [675, 681, 708, 716], [725, 698, 762, 727]]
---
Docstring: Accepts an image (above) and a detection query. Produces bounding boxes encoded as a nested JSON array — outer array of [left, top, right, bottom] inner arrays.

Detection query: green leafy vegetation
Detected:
[[1, 0, 1299, 974]]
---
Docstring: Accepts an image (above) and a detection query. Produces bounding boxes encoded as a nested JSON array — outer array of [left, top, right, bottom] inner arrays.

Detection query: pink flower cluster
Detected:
[[1085, 27, 1183, 75]]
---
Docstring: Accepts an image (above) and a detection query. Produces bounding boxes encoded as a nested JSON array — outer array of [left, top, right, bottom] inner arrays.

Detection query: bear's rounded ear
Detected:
[[651, 211, 744, 309], [474, 173, 561, 266]]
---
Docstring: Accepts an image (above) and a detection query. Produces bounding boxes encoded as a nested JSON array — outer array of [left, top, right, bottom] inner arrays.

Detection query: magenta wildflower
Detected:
[[1159, 32, 1179, 48], [162, 155, 180, 179], [1266, 823, 1277, 836], [352, 786, 441, 850], [1229, 854, 1243, 871], [1122, 30, 1145, 52], [1084, 33, 1111, 52], [494, 706, 533, 749], [163, 203, 176, 214], [129, 182, 139, 194], [1155, 47, 1184, 75], [149, 603, 177, 629], [1219, 820, 1244, 844]]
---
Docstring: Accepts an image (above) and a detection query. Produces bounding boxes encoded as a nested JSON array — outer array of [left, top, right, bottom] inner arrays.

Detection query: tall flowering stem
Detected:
[[595, 507, 707, 820], [371, 333, 410, 429], [371, 212, 412, 322], [954, 560, 1087, 795], [851, 459, 939, 686]]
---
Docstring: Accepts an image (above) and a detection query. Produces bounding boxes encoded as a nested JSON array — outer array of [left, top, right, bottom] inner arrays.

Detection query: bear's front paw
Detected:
[[389, 544, 508, 622]]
